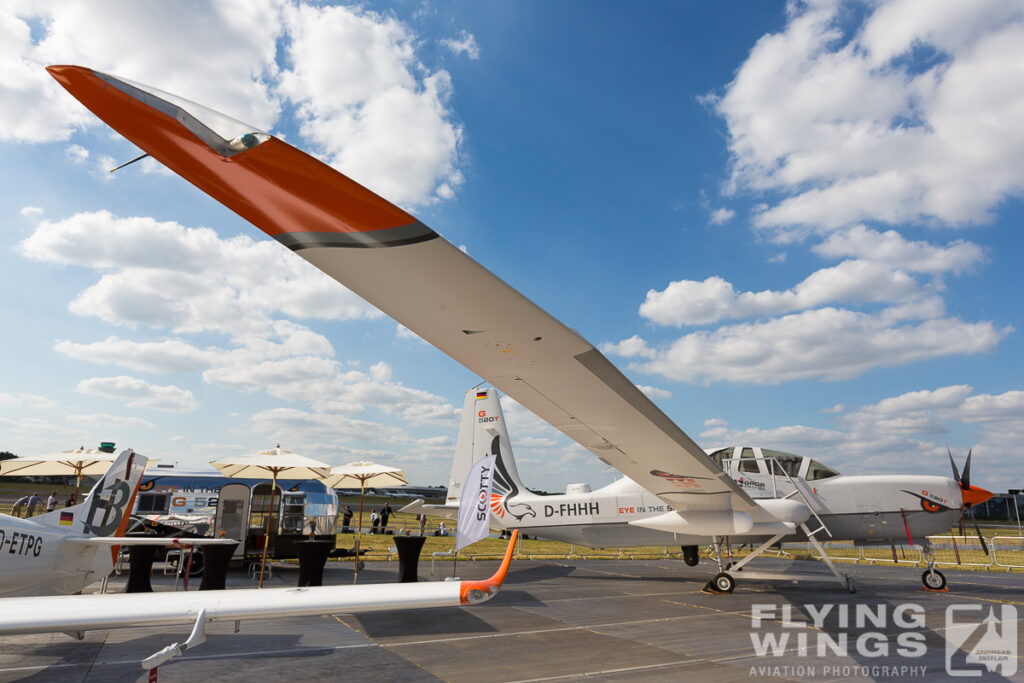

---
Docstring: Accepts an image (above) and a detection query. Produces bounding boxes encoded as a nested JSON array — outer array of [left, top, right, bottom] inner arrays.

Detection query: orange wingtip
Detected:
[[459, 530, 519, 605]]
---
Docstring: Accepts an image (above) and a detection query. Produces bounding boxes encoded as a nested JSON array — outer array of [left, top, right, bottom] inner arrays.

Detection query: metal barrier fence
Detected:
[[775, 535, 1024, 571]]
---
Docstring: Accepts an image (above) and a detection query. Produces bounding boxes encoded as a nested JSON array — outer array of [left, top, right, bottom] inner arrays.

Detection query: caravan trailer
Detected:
[[132, 464, 338, 565]]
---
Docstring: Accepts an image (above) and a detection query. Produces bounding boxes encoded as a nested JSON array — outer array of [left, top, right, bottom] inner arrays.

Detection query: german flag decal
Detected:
[[59, 511, 74, 526], [476, 390, 488, 400]]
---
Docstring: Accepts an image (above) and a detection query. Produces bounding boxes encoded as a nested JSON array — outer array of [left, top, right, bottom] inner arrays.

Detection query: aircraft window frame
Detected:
[[762, 449, 802, 478], [739, 447, 761, 474], [805, 459, 840, 481]]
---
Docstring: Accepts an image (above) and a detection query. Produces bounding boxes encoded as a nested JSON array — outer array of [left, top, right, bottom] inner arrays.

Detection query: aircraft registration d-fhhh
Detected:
[[409, 388, 994, 592], [47, 66, 993, 594], [0, 449, 234, 598]]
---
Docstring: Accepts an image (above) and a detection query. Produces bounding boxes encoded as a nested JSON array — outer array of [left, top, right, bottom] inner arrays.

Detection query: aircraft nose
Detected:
[[961, 485, 993, 507]]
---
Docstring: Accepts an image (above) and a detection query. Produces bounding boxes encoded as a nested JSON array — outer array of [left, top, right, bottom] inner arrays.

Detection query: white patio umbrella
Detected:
[[0, 447, 118, 500], [210, 446, 331, 587], [323, 461, 407, 583]]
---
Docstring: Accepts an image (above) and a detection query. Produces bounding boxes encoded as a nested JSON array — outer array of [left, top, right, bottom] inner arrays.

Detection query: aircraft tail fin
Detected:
[[32, 449, 147, 539], [448, 387, 530, 527]]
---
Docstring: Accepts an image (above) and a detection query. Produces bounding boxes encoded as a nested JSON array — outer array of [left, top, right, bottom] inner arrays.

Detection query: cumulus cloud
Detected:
[[813, 225, 985, 275], [641, 261, 921, 326], [20, 210, 380, 336], [55, 336, 220, 374], [632, 306, 1008, 384], [710, 0, 1024, 239], [77, 375, 199, 412], [2, 1, 465, 208], [276, 3, 464, 207]]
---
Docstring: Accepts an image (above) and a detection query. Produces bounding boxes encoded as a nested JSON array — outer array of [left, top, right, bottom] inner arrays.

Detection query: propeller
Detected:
[[948, 447, 991, 556]]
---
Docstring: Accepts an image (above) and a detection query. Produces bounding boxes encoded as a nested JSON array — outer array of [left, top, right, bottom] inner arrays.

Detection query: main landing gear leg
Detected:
[[921, 542, 947, 591], [702, 535, 737, 594]]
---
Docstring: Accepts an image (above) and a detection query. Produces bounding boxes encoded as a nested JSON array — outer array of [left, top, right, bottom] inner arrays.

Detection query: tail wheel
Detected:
[[713, 572, 735, 593], [922, 569, 946, 590]]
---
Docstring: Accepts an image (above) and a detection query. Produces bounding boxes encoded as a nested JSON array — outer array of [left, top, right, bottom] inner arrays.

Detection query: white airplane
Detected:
[[0, 448, 234, 597], [47, 66, 993, 594], [409, 388, 994, 592], [0, 529, 519, 669]]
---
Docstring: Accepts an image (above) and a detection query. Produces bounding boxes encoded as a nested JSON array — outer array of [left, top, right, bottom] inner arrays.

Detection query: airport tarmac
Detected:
[[0, 557, 1021, 682]]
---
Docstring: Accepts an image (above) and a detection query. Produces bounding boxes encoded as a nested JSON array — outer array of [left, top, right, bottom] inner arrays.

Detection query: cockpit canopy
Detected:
[[707, 446, 840, 481], [94, 71, 270, 157]]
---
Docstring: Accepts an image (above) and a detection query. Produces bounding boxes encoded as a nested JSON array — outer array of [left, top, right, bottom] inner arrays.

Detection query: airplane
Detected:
[[408, 387, 995, 593], [0, 529, 519, 670], [0, 448, 234, 597], [46, 65, 994, 594]]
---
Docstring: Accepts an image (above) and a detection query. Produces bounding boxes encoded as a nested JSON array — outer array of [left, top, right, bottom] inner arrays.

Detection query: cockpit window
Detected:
[[805, 459, 840, 480], [94, 71, 270, 157], [707, 447, 733, 467], [762, 449, 802, 477], [738, 447, 760, 473]]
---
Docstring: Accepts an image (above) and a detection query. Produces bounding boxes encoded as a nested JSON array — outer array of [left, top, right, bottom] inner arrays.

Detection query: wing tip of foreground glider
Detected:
[[459, 529, 519, 605]]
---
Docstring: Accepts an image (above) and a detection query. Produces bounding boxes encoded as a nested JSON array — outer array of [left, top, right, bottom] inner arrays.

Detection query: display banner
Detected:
[[456, 454, 497, 551]]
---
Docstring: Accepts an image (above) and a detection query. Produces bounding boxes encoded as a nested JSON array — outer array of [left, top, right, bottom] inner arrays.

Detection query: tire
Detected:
[[682, 545, 700, 567], [922, 569, 946, 590], [713, 572, 735, 593]]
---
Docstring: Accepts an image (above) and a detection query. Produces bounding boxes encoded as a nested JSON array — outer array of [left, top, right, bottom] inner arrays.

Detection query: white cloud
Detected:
[[277, 3, 464, 207], [1, 1, 465, 208], [20, 210, 380, 336], [76, 375, 199, 413], [635, 306, 1009, 384], [637, 385, 672, 400], [640, 261, 920, 326], [64, 143, 89, 163], [813, 226, 985, 275], [600, 334, 656, 359], [711, 0, 1024, 238], [441, 31, 480, 60], [55, 336, 220, 374], [708, 207, 735, 225], [19, 206, 42, 218], [1, 0, 282, 143]]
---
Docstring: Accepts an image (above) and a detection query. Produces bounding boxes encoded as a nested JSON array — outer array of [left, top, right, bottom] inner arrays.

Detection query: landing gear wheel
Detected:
[[922, 569, 946, 591], [712, 572, 735, 593]]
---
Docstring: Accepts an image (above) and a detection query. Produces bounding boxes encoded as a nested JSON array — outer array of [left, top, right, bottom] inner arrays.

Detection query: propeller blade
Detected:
[[962, 448, 972, 490], [948, 447, 962, 487], [974, 521, 989, 557]]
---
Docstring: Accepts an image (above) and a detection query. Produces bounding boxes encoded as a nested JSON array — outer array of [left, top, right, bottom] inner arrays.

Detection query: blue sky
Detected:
[[1, 0, 1022, 492]]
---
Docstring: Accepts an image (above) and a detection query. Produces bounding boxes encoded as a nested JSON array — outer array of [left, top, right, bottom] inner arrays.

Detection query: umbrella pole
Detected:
[[259, 472, 278, 588], [354, 480, 365, 584]]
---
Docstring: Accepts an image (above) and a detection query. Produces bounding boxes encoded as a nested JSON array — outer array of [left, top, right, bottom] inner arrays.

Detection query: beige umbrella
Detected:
[[1, 447, 118, 501], [210, 446, 331, 587], [323, 461, 408, 583]]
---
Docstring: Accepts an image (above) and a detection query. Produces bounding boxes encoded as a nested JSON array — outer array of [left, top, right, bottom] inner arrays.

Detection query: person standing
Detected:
[[380, 503, 391, 534], [370, 509, 380, 534], [46, 492, 57, 513], [418, 513, 427, 536], [341, 505, 354, 533], [12, 496, 28, 518], [26, 492, 42, 517]]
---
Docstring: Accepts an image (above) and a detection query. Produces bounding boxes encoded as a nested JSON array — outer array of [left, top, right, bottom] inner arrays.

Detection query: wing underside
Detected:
[[47, 65, 757, 517]]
